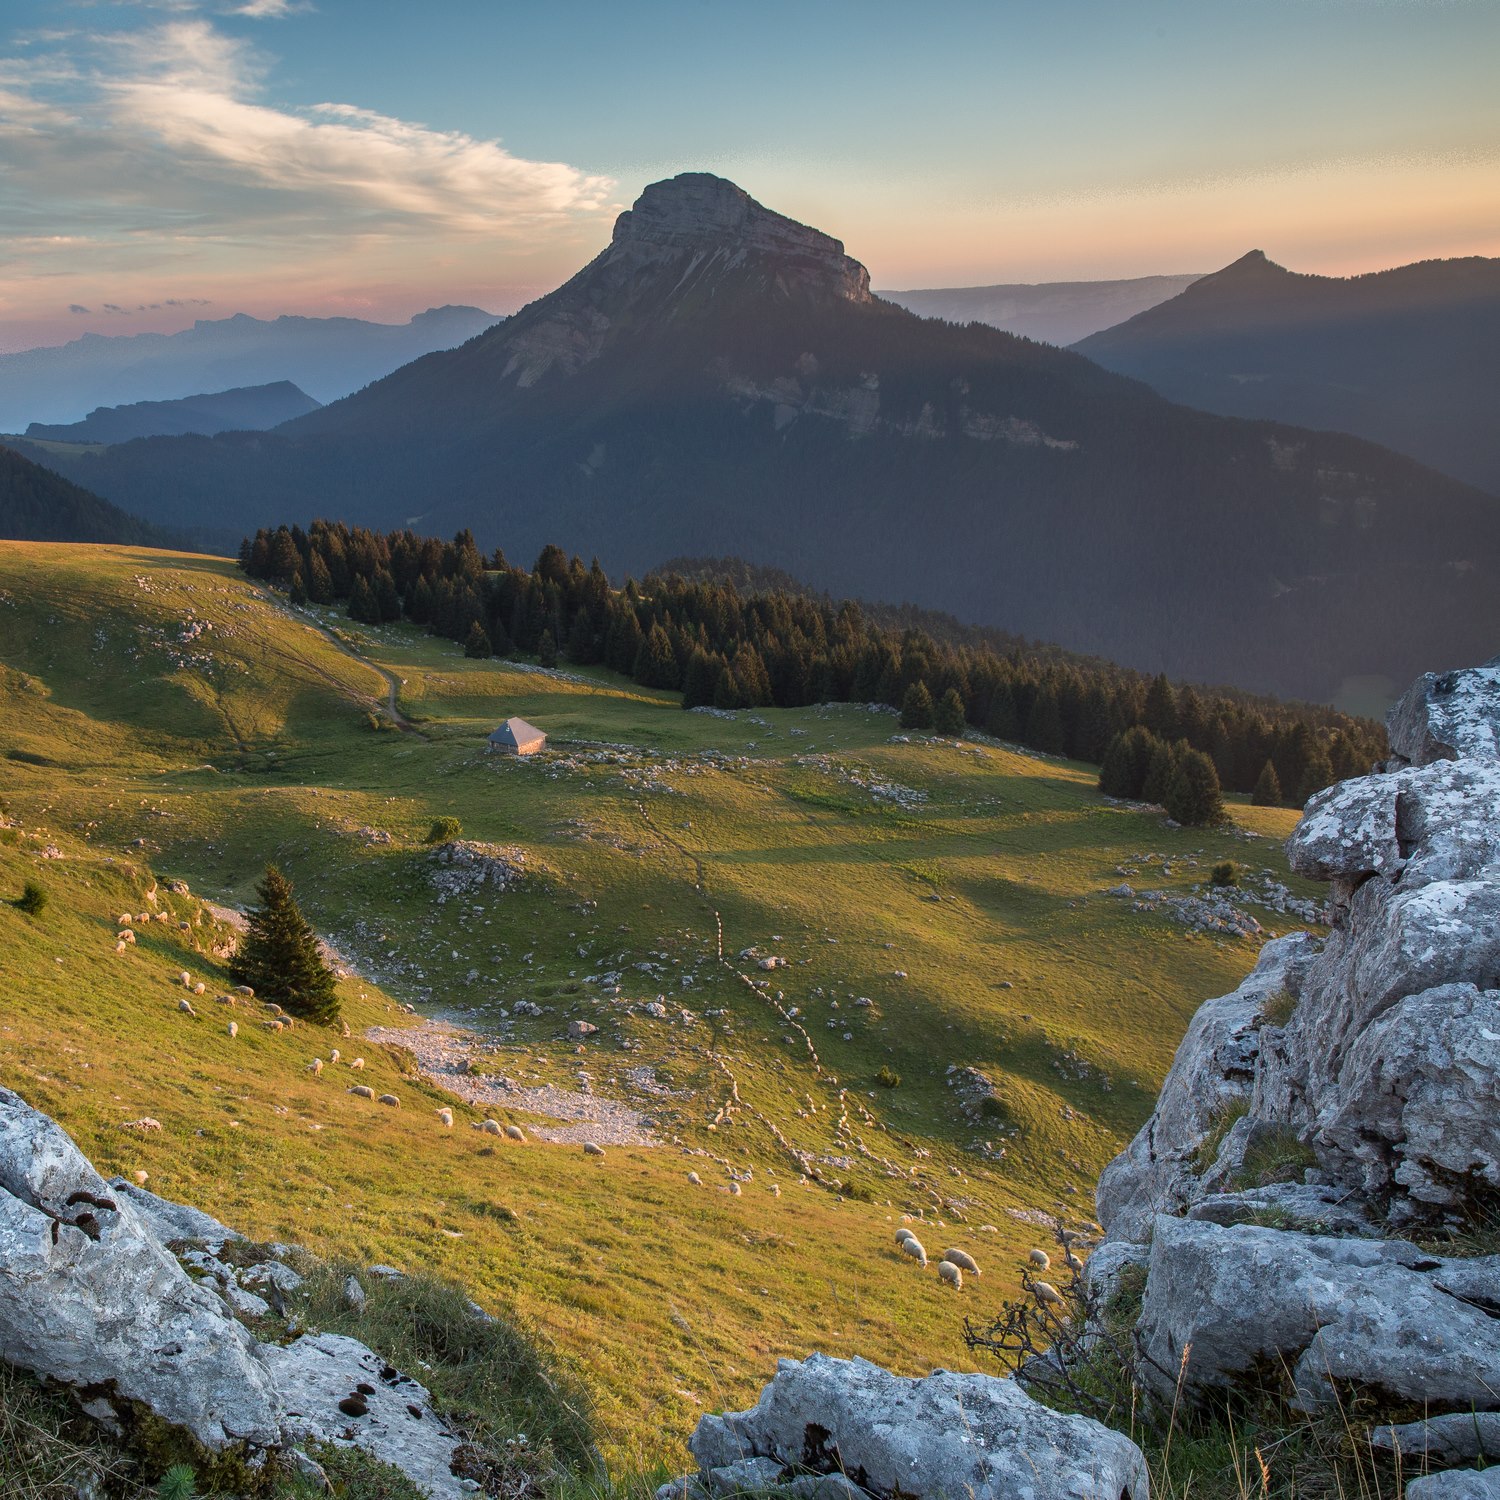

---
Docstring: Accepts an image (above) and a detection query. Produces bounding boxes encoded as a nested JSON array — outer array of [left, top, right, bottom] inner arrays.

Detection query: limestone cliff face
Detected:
[[1091, 658, 1500, 1436]]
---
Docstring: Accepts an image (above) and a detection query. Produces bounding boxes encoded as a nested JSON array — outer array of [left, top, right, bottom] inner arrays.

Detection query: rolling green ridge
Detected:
[[0, 540, 1316, 1473]]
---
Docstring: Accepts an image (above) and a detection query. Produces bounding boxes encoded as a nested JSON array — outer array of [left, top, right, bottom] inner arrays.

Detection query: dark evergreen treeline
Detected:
[[239, 520, 1384, 806]]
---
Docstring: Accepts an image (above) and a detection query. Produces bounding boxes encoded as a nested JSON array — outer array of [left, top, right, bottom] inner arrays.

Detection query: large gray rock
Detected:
[[264, 1332, 469, 1500], [684, 1351, 1147, 1500], [1386, 658, 1500, 766], [1136, 1216, 1500, 1414], [107, 1176, 241, 1245], [0, 1086, 280, 1448], [1405, 1471, 1500, 1500], [1370, 1411, 1500, 1466], [1095, 934, 1316, 1241]]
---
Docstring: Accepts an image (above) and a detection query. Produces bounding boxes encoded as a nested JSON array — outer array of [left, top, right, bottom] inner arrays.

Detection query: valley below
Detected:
[[0, 540, 1316, 1474]]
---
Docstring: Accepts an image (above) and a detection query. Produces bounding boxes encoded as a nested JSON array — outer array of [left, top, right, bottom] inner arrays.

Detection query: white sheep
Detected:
[[349, 1084, 375, 1100], [474, 1119, 502, 1136], [178, 998, 197, 1017], [227, 1021, 239, 1038], [899, 1236, 928, 1268], [308, 1059, 324, 1076], [504, 1124, 526, 1143], [943, 1248, 980, 1277], [263, 1019, 285, 1032], [687, 1171, 702, 1185], [377, 1093, 400, 1108], [895, 1228, 917, 1246], [329, 1048, 341, 1064], [435, 1107, 454, 1128], [1028, 1248, 1052, 1271], [728, 1180, 742, 1196], [192, 982, 205, 996], [770, 1183, 781, 1197], [348, 1057, 365, 1071], [178, 971, 192, 987], [115, 941, 128, 955], [233, 984, 254, 998], [937, 1261, 963, 1290], [340, 1021, 351, 1038], [121, 1118, 162, 1131], [583, 1142, 605, 1157], [1064, 1252, 1085, 1273], [1033, 1281, 1064, 1307], [118, 914, 133, 927], [119, 930, 136, 945], [133, 1170, 149, 1186]]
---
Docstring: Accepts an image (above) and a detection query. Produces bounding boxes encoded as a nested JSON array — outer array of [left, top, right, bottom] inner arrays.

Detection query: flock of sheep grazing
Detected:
[[893, 1227, 983, 1289]]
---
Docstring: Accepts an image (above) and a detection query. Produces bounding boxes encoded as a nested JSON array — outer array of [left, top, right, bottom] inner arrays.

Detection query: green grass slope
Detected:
[[0, 541, 1315, 1471]]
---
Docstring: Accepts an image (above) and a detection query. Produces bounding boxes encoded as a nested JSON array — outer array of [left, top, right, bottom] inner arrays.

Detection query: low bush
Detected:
[[426, 815, 463, 844]]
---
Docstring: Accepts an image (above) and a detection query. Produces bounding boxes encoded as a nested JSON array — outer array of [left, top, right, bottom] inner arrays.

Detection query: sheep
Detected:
[[121, 1118, 162, 1131], [118, 914, 133, 927], [329, 1048, 341, 1064], [308, 1059, 324, 1076], [178, 998, 197, 1017], [728, 1180, 742, 1196], [192, 982, 205, 996], [504, 1124, 526, 1143], [583, 1142, 605, 1157], [263, 1019, 285, 1032], [1033, 1281, 1064, 1308], [133, 1170, 149, 1186], [340, 1021, 351, 1038], [349, 1084, 375, 1100], [348, 1057, 365, 1071], [118, 930, 136, 945], [435, 1107, 454, 1128], [377, 1093, 400, 1108], [115, 941, 128, 955], [1064, 1252, 1085, 1273], [898, 1236, 928, 1268], [474, 1119, 503, 1136], [227, 1021, 239, 1038], [687, 1170, 702, 1185], [178, 971, 192, 988], [937, 1261, 963, 1290], [942, 1248, 981, 1277], [770, 1183, 781, 1197], [233, 985, 254, 998], [1028, 1249, 1052, 1271], [895, 1228, 917, 1246]]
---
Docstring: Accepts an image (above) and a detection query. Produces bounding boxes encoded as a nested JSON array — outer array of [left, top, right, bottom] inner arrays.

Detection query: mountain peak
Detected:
[[1214, 249, 1290, 279], [608, 173, 871, 303]]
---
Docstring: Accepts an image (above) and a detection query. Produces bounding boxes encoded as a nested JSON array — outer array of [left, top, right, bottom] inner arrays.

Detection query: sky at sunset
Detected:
[[1, 0, 1496, 352]]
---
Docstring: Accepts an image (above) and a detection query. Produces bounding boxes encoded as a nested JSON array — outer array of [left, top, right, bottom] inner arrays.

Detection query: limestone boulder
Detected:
[[1386, 658, 1500, 767], [0, 1086, 280, 1448], [684, 1351, 1147, 1500]]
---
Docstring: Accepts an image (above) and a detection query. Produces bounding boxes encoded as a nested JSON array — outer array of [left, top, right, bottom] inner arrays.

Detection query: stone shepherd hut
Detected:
[[487, 717, 547, 755]]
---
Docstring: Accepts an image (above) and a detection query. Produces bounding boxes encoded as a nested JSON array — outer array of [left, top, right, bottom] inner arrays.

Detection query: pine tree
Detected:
[[1165, 749, 1226, 827], [464, 621, 492, 658], [288, 569, 307, 606], [1024, 686, 1065, 756], [537, 628, 559, 669], [934, 686, 966, 737], [230, 866, 340, 1025], [1251, 759, 1283, 807], [347, 575, 377, 623], [985, 682, 1018, 741], [900, 681, 934, 731], [1296, 747, 1336, 806], [1143, 673, 1178, 740], [1141, 741, 1179, 806]]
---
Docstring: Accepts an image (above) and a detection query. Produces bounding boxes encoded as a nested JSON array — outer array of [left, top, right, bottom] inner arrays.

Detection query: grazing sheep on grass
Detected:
[[121, 1118, 161, 1132], [177, 999, 196, 1017], [308, 1059, 324, 1076], [474, 1119, 503, 1136], [118, 915, 133, 927], [1028, 1249, 1051, 1271], [435, 1108, 453, 1128], [348, 1057, 365, 1071], [115, 941, 128, 955], [329, 1049, 340, 1064], [770, 1184, 781, 1197], [133, 1170, 148, 1186], [192, 982, 205, 996], [377, 1093, 400, 1109], [687, 1171, 702, 1185], [178, 971, 192, 988], [349, 1085, 375, 1100], [728, 1181, 742, 1196], [943, 1248, 980, 1277], [938, 1261, 963, 1290], [504, 1124, 526, 1143], [583, 1142, 605, 1157], [119, 930, 136, 945], [227, 1021, 238, 1038], [895, 1228, 917, 1246], [1033, 1281, 1064, 1308], [340, 1021, 351, 1038], [899, 1236, 928, 1268], [1065, 1252, 1084, 1273], [233, 985, 254, 998], [262, 1020, 285, 1032]]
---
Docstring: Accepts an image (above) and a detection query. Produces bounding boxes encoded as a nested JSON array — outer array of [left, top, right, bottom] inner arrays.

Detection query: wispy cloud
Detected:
[[0, 18, 613, 248]]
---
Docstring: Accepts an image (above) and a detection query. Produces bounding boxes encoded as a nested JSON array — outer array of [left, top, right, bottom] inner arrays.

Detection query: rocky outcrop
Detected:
[[0, 1088, 504, 1497], [0, 1086, 280, 1448], [661, 1353, 1147, 1500], [1087, 656, 1500, 1475]]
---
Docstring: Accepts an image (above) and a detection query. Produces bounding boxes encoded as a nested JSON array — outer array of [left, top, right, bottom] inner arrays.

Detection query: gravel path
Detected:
[[367, 1021, 661, 1147]]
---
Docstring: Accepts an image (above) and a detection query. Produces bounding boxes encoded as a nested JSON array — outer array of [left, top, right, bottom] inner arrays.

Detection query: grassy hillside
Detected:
[[0, 541, 1315, 1472]]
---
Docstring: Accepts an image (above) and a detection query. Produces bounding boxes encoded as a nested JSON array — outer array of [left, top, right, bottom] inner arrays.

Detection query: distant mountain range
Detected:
[[1073, 251, 1500, 494], [21, 174, 1500, 702], [24, 381, 320, 445], [0, 445, 165, 546], [0, 306, 502, 432], [879, 275, 1201, 346]]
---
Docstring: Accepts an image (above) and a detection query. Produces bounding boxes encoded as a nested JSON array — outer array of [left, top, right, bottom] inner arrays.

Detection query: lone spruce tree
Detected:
[[230, 866, 340, 1025], [1251, 759, 1283, 807]]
